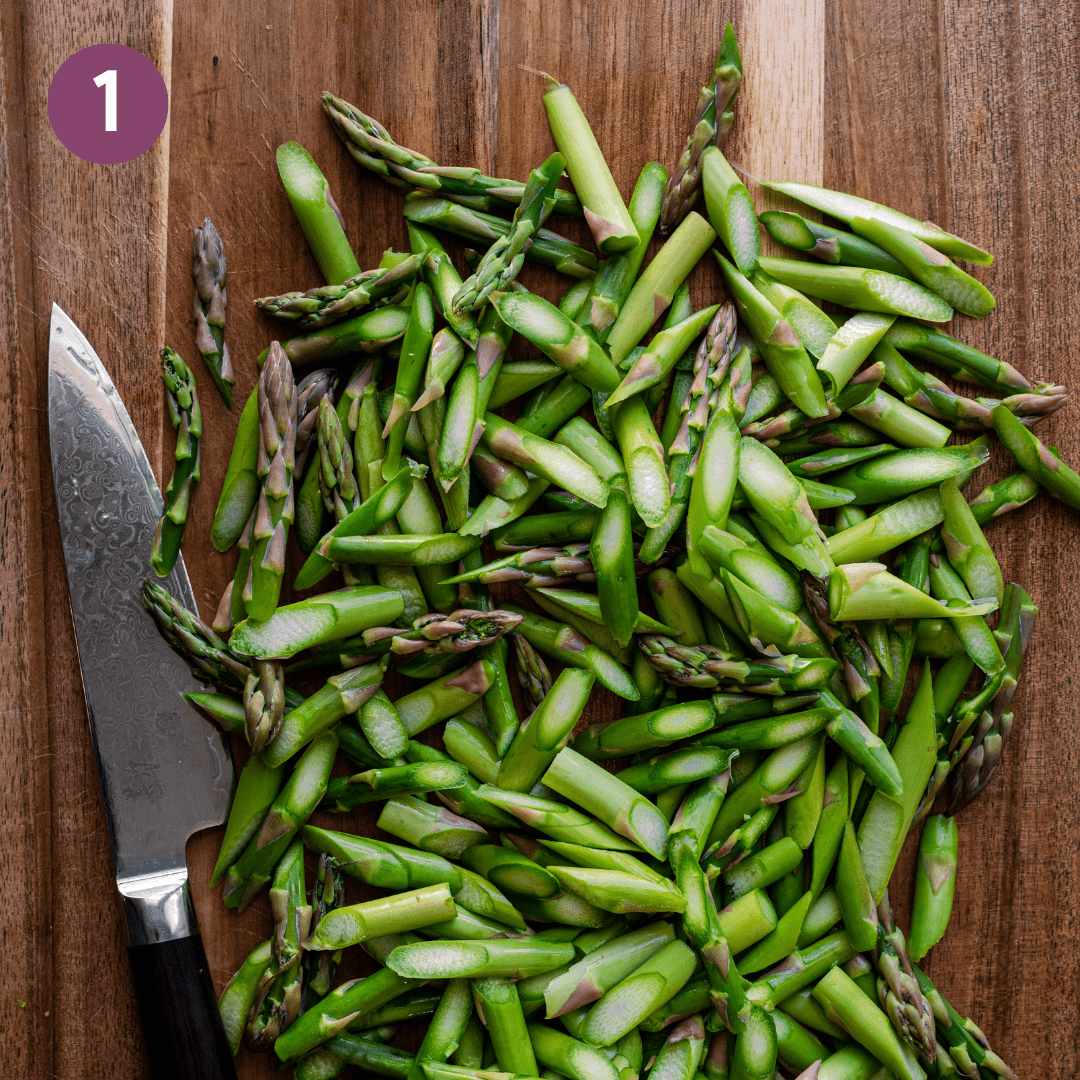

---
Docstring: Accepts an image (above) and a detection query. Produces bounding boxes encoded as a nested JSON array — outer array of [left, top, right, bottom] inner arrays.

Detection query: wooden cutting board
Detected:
[[1, 0, 1077, 1075]]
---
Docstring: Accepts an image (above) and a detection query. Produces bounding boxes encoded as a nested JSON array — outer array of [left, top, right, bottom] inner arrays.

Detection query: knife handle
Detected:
[[127, 933, 237, 1080], [120, 875, 236, 1080]]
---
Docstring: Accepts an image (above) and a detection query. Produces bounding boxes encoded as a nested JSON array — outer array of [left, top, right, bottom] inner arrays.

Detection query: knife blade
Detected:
[[47, 303, 237, 1080]]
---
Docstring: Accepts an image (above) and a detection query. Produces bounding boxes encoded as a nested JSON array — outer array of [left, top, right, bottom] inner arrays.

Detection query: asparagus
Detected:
[[262, 660, 384, 767], [547, 867, 687, 915], [543, 923, 675, 1018], [238, 342, 297, 620], [907, 816, 958, 963], [403, 194, 597, 278], [256, 255, 421, 329], [322, 762, 469, 811], [993, 403, 1080, 509], [639, 637, 836, 696], [811, 968, 925, 1080], [190, 217, 235, 406], [212, 754, 286, 887], [702, 147, 759, 275], [223, 730, 338, 910], [528, 1023, 621, 1080], [882, 318, 1028, 393], [716, 254, 828, 420], [912, 966, 1016, 1080], [310, 885, 457, 951], [544, 748, 670, 859], [850, 216, 995, 318], [729, 1006, 777, 1080], [497, 668, 595, 792], [476, 787, 646, 853], [454, 152, 566, 311], [323, 93, 582, 215], [230, 586, 405, 659], [508, 607, 640, 701], [661, 23, 742, 231], [295, 462, 426, 590], [605, 304, 720, 409], [243, 657, 287, 753], [304, 853, 347, 1002], [247, 840, 311, 1048], [212, 388, 260, 551], [606, 213, 717, 366], [759, 210, 912, 275], [462, 845, 561, 899], [142, 578, 250, 690], [481, 414, 609, 508], [472, 981, 537, 1075], [489, 290, 622, 393], [303, 825, 463, 895], [388, 939, 577, 981], [577, 940, 698, 1047], [759, 180, 992, 264], [754, 256, 953, 323], [219, 939, 273, 1055], [151, 348, 201, 577], [542, 78, 638, 252]]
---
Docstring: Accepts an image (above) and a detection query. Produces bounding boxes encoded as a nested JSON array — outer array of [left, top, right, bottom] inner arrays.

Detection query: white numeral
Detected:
[[93, 69, 117, 132]]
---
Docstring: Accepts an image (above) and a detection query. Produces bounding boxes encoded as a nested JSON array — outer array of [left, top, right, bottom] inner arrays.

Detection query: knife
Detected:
[[47, 303, 237, 1080]]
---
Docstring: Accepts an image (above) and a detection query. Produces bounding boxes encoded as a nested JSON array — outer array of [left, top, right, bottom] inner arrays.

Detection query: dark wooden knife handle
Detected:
[[127, 934, 237, 1080]]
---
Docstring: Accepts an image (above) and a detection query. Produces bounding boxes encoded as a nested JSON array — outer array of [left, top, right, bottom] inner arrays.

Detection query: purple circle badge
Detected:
[[48, 44, 169, 165]]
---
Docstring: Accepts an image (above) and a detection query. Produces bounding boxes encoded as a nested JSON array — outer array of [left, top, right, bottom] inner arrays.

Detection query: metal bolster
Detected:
[[117, 868, 198, 946]]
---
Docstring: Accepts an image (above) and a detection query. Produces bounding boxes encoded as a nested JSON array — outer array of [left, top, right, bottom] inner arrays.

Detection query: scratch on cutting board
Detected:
[[231, 50, 271, 114]]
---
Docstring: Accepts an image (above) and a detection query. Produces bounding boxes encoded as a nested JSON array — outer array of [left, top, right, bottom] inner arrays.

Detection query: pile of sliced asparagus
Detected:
[[144, 21, 1065, 1079]]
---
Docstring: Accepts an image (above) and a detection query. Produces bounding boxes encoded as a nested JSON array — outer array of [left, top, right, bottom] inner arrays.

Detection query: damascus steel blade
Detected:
[[47, 304, 233, 904]]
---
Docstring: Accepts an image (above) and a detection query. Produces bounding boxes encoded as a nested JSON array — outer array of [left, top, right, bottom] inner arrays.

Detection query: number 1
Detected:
[[93, 69, 117, 132]]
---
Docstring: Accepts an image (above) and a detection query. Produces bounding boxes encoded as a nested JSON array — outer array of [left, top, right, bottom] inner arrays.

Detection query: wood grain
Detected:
[[0, 1, 174, 1076], [825, 3, 1080, 1066], [0, 0, 1076, 1075]]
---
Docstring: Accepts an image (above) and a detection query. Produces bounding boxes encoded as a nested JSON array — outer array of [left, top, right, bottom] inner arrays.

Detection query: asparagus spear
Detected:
[[992, 403, 1080, 509], [760, 180, 992, 264], [323, 92, 582, 215], [850, 216, 995, 318], [278, 141, 360, 285], [241, 341, 298, 621], [219, 939, 273, 1055], [190, 217, 235, 406], [542, 78, 638, 253], [660, 22, 742, 231], [388, 939, 577, 981], [223, 730, 338, 910], [907, 815, 957, 962], [489, 290, 622, 394], [759, 210, 913, 275], [755, 256, 953, 323], [543, 748, 670, 859], [606, 213, 717, 366], [497, 668, 595, 793], [715, 253, 828, 420], [811, 967, 925, 1080], [477, 787, 645, 853], [212, 754, 286, 887], [702, 147, 759, 275], [256, 255, 421, 328], [402, 193, 597, 277], [454, 152, 566, 311], [578, 940, 698, 1047], [881, 318, 1029, 393], [151, 348, 202, 577], [211, 387, 260, 551]]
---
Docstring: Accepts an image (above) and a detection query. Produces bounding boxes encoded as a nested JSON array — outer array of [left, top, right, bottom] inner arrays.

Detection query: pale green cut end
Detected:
[[868, 272, 954, 322], [277, 141, 327, 200]]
